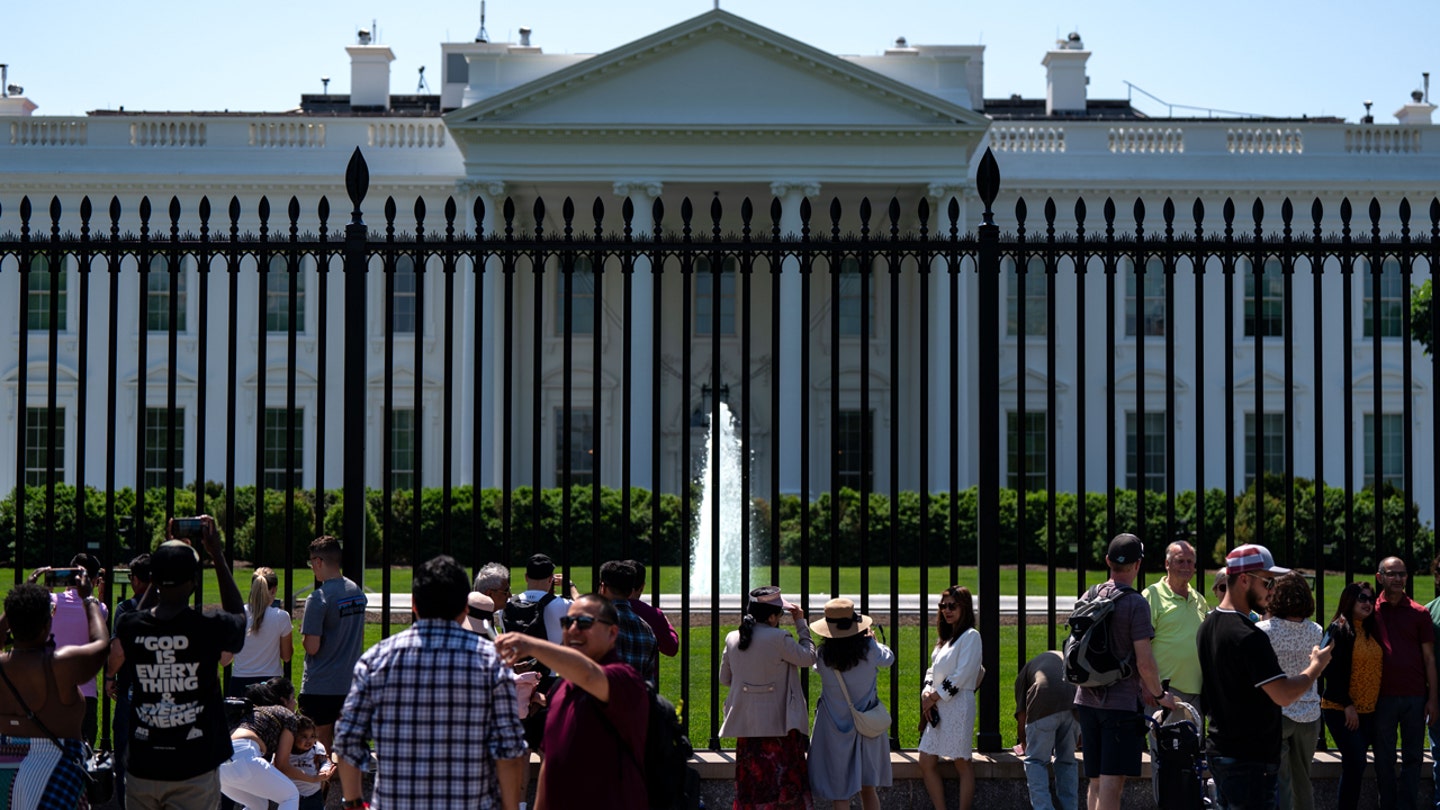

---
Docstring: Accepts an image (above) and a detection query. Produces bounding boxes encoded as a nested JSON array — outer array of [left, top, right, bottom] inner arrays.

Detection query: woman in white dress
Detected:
[[917, 585, 981, 810]]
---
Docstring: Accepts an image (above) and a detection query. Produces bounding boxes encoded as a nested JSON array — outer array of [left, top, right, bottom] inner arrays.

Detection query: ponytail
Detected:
[[247, 567, 277, 634], [738, 614, 757, 651]]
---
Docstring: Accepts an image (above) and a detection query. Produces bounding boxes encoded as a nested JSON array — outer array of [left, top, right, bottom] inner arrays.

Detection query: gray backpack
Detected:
[[1063, 584, 1138, 688]]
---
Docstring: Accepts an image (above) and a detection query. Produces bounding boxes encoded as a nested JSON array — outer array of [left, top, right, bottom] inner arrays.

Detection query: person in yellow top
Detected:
[[1320, 581, 1383, 810], [1141, 540, 1209, 712]]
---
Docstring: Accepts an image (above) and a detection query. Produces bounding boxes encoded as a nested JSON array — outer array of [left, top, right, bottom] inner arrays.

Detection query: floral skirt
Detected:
[[734, 730, 815, 810]]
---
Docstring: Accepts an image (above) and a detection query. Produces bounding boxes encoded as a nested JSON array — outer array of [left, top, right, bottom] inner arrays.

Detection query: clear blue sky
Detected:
[[3, 0, 1435, 120]]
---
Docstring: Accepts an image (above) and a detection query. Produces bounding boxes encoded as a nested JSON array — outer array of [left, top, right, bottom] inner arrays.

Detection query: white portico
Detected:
[[443, 9, 990, 495]]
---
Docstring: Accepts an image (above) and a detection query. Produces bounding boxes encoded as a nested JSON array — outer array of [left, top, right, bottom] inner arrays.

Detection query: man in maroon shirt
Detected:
[[495, 594, 648, 810], [623, 559, 679, 659], [1373, 556, 1439, 810]]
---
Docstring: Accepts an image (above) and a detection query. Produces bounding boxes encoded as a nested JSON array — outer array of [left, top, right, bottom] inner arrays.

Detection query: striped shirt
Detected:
[[334, 620, 527, 810]]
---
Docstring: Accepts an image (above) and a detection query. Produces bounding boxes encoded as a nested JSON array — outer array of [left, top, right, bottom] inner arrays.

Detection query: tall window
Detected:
[[261, 408, 303, 490], [1244, 412, 1286, 484], [265, 256, 305, 333], [23, 407, 64, 486], [555, 407, 595, 487], [1007, 411, 1047, 491], [143, 408, 185, 490], [1125, 258, 1166, 337], [1363, 257, 1404, 338], [392, 255, 417, 334], [1363, 413, 1404, 490], [1244, 258, 1284, 337], [835, 410, 874, 492], [27, 256, 67, 331], [146, 256, 188, 332], [1007, 257, 1048, 337], [555, 256, 596, 335], [695, 257, 737, 336], [389, 408, 416, 491], [837, 258, 875, 338], [1125, 411, 1167, 492]]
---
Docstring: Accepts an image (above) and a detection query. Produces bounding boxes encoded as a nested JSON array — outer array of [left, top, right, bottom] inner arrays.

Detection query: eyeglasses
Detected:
[[1355, 593, 1376, 603], [1380, 571, 1408, 579], [559, 615, 614, 631]]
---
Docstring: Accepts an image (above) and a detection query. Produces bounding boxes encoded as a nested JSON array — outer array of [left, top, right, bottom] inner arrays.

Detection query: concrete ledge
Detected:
[[690, 748, 1362, 780]]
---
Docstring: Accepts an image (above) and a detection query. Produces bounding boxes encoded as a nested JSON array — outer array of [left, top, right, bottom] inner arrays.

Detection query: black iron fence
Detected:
[[2, 148, 1438, 751]]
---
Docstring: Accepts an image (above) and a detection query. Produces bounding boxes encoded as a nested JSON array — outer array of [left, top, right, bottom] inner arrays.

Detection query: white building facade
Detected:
[[1, 10, 1437, 522]]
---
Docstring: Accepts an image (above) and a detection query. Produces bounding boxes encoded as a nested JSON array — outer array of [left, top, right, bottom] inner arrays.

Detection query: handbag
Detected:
[[832, 667, 891, 738], [0, 654, 115, 805]]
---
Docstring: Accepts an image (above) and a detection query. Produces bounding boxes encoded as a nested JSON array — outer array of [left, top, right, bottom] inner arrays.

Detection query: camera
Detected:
[[43, 568, 84, 588], [172, 516, 206, 542]]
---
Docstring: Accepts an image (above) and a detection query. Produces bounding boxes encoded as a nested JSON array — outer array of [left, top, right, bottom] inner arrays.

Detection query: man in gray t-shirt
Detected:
[[300, 535, 367, 750], [1072, 534, 1174, 810]]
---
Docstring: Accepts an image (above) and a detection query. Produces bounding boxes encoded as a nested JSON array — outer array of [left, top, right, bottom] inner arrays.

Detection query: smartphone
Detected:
[[43, 568, 84, 588], [927, 706, 941, 728], [172, 517, 205, 542]]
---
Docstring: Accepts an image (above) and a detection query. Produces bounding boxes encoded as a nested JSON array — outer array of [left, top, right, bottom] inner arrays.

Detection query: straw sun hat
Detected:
[[810, 597, 873, 639]]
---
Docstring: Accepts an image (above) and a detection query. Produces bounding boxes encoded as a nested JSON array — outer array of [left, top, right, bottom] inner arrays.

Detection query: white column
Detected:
[[926, 183, 967, 493], [456, 178, 505, 488], [771, 180, 821, 496], [615, 181, 663, 490]]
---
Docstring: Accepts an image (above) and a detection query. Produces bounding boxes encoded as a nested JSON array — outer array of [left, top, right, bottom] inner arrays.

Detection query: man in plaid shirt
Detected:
[[335, 555, 528, 810], [598, 560, 657, 684]]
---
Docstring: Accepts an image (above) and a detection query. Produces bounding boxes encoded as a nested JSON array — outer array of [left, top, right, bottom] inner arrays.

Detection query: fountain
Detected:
[[690, 396, 753, 597]]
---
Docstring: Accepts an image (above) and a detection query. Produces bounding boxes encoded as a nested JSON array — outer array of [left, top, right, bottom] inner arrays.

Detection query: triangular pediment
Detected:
[[444, 10, 990, 133]]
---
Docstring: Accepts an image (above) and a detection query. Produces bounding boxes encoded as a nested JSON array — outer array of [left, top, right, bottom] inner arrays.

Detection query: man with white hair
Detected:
[[474, 562, 512, 633], [1142, 540, 1209, 713]]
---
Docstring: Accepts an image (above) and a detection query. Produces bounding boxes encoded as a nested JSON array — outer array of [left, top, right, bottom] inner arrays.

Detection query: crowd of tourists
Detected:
[[5, 516, 1440, 810]]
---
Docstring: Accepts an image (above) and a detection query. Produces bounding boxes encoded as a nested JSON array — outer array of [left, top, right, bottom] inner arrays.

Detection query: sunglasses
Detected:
[[559, 615, 615, 631], [1249, 574, 1277, 590], [938, 602, 959, 611], [1355, 592, 1375, 603]]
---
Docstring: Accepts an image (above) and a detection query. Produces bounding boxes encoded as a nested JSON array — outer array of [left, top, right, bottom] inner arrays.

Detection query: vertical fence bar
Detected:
[[136, 199, 152, 564], [1369, 201, 1385, 558], [1282, 201, 1297, 561], [314, 198, 330, 541], [381, 198, 396, 635], [254, 199, 270, 571], [1400, 200, 1416, 568], [1104, 200, 1118, 539], [1310, 199, 1326, 619], [1015, 206, 1028, 664], [411, 202, 426, 575], [1224, 201, 1237, 546], [1340, 199, 1355, 580], [828, 201, 842, 600], [975, 148, 1002, 750], [1164, 201, 1177, 542], [341, 148, 369, 582], [75, 201, 93, 561], [1193, 201, 1206, 588], [1075, 199, 1089, 596], [44, 201, 61, 561], [1045, 199, 1059, 648], [14, 199, 30, 584], [1250, 202, 1266, 543], [709, 198, 723, 751], [442, 198, 457, 555]]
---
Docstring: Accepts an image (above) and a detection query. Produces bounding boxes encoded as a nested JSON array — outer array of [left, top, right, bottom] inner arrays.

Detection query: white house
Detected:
[[1, 9, 1437, 525]]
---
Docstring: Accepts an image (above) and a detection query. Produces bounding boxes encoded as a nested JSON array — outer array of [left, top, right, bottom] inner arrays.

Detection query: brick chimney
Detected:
[[1042, 32, 1089, 116], [347, 30, 395, 111]]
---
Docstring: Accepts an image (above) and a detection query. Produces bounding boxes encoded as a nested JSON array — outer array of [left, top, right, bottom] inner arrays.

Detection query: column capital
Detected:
[[769, 180, 821, 199], [456, 178, 507, 199], [927, 182, 968, 204], [613, 180, 664, 199]]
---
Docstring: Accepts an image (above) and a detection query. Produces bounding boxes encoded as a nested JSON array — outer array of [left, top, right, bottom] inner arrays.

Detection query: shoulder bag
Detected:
[[0, 654, 114, 805], [832, 666, 891, 738]]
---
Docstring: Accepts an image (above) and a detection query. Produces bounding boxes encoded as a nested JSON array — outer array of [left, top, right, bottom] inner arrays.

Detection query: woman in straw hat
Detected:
[[720, 586, 816, 809], [918, 585, 982, 810], [808, 598, 894, 810]]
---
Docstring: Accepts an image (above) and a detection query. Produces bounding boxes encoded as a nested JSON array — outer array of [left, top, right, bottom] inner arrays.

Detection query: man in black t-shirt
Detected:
[[1199, 544, 1330, 810], [112, 518, 246, 809]]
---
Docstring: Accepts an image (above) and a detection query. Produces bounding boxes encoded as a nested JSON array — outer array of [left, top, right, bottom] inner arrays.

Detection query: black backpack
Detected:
[[1063, 583, 1139, 688], [598, 685, 701, 810], [503, 592, 557, 641]]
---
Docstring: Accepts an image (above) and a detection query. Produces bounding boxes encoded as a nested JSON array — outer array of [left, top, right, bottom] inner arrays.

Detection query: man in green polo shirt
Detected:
[[1142, 540, 1210, 713]]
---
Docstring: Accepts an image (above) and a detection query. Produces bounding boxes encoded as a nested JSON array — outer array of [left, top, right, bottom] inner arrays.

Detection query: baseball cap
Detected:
[[1226, 544, 1290, 577], [1106, 534, 1145, 565], [526, 553, 556, 580], [151, 541, 201, 587]]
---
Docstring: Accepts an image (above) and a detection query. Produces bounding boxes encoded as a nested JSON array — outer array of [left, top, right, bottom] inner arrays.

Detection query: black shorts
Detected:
[[298, 693, 346, 727], [1076, 704, 1145, 777]]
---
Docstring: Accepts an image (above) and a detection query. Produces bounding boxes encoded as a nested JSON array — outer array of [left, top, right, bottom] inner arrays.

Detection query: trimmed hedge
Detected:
[[0, 476, 1428, 573]]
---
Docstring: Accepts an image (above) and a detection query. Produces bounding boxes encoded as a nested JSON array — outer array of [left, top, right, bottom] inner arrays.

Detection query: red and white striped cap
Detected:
[[1225, 544, 1290, 577]]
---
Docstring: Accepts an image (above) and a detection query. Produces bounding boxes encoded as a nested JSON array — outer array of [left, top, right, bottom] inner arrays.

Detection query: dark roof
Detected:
[[87, 94, 447, 117], [983, 97, 1148, 120]]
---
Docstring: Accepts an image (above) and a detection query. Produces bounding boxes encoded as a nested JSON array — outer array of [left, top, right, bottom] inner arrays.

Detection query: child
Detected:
[[287, 715, 334, 810]]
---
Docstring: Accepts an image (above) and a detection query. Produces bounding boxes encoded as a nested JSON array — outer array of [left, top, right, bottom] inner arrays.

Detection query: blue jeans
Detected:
[[1208, 756, 1278, 810], [1325, 708, 1376, 810], [1375, 694, 1426, 810], [1023, 711, 1079, 810]]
